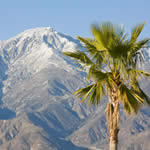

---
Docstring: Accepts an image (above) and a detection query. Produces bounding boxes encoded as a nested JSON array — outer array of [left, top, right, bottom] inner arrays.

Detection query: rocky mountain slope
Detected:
[[0, 27, 149, 150]]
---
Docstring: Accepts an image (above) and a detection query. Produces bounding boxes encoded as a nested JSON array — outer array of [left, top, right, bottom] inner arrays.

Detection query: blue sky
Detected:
[[0, 0, 150, 40]]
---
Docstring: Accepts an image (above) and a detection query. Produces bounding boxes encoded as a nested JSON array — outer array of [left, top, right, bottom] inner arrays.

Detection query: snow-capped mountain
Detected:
[[0, 27, 80, 94], [0, 27, 149, 150], [0, 27, 93, 150]]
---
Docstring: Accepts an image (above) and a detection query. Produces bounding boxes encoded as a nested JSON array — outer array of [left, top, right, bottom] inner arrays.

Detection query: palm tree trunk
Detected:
[[109, 140, 117, 150], [106, 89, 120, 150]]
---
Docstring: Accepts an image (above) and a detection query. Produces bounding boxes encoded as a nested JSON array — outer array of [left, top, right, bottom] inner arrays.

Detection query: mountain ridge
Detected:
[[0, 27, 149, 150]]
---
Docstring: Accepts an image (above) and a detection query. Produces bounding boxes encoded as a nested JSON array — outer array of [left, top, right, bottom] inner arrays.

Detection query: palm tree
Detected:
[[63, 22, 150, 150]]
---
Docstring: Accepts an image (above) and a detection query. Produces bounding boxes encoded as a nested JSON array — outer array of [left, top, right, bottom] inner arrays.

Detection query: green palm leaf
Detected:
[[119, 84, 142, 114], [130, 23, 146, 44], [130, 80, 150, 105], [128, 69, 150, 79], [63, 21, 150, 150], [73, 84, 95, 102], [63, 51, 94, 67]]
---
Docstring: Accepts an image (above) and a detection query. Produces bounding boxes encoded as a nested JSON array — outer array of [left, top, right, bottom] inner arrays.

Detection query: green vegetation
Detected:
[[63, 22, 150, 150]]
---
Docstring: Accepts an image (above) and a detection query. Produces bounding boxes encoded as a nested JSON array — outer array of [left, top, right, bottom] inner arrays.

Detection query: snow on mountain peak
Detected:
[[0, 27, 79, 93], [0, 26, 78, 63], [15, 27, 56, 39]]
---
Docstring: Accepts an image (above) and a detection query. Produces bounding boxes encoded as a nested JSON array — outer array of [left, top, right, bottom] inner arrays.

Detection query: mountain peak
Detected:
[[24, 27, 55, 32], [16, 27, 56, 38], [1, 27, 78, 62], [0, 27, 79, 93]]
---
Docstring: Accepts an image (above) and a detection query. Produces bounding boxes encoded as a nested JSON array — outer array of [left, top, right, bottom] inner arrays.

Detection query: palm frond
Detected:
[[119, 84, 143, 114], [77, 36, 98, 52], [74, 82, 105, 105], [127, 38, 149, 66], [88, 82, 105, 105], [130, 23, 146, 44], [134, 38, 149, 50], [138, 88, 150, 105], [135, 70, 150, 77], [73, 84, 96, 103], [88, 65, 110, 80], [91, 22, 115, 50], [128, 69, 150, 79], [77, 36, 107, 51], [77, 36, 108, 67], [91, 25, 107, 50], [63, 51, 94, 67], [130, 80, 150, 105]]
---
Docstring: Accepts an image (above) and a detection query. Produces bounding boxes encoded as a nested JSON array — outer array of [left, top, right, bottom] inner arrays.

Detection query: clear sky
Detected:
[[0, 0, 150, 40]]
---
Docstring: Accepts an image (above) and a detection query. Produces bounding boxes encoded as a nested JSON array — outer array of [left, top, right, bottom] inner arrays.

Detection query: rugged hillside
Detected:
[[0, 27, 149, 150], [0, 27, 91, 150]]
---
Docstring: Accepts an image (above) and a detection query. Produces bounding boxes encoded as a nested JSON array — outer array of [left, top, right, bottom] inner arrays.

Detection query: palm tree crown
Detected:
[[64, 22, 150, 113], [64, 22, 150, 150]]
